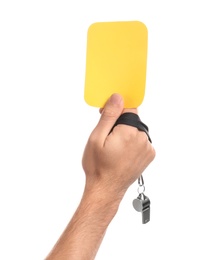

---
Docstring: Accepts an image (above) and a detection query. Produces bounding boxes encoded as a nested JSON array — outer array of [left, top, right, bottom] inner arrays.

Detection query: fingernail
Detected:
[[109, 93, 123, 105]]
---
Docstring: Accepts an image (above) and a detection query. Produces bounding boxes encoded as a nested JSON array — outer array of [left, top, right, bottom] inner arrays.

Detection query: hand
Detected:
[[82, 93, 156, 201]]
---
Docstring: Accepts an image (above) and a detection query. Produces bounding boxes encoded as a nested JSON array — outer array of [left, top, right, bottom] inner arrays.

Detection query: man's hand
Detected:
[[82, 93, 155, 200]]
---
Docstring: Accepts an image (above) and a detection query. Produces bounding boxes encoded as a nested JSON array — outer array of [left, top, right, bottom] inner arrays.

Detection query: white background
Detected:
[[0, 1, 203, 259]]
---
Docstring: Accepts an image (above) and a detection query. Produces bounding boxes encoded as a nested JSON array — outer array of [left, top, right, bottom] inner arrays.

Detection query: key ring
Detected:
[[137, 175, 145, 194], [138, 175, 144, 186]]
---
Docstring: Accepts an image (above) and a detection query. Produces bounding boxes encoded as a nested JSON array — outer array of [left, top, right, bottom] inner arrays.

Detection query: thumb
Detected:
[[93, 93, 124, 143]]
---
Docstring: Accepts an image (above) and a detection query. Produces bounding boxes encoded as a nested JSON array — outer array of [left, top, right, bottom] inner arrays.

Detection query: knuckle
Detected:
[[151, 146, 156, 160], [146, 143, 156, 163], [135, 130, 149, 144], [89, 132, 98, 146]]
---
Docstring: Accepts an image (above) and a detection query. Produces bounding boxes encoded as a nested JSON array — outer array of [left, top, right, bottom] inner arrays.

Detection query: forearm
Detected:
[[45, 187, 121, 260]]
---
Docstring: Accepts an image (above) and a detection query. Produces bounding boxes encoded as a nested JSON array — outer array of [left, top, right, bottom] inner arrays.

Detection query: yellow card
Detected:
[[84, 21, 148, 108]]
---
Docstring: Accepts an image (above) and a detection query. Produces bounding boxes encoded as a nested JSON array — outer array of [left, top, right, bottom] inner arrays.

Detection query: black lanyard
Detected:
[[109, 112, 152, 143]]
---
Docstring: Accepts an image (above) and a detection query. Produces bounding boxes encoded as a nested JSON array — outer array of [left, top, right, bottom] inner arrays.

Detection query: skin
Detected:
[[45, 93, 156, 260]]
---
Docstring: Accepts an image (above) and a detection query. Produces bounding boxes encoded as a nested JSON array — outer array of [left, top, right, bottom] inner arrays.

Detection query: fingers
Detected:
[[93, 94, 124, 143]]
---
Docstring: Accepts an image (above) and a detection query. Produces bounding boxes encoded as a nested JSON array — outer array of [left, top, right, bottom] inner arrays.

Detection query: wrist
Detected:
[[81, 184, 124, 223]]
